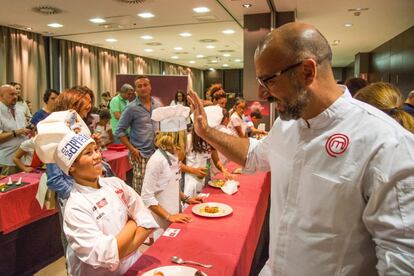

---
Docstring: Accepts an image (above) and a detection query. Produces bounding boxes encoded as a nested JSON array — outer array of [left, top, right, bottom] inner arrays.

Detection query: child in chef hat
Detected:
[[34, 110, 158, 276], [141, 105, 204, 240]]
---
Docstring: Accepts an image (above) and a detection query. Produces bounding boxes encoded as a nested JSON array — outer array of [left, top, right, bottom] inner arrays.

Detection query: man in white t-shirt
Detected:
[[188, 22, 414, 275]]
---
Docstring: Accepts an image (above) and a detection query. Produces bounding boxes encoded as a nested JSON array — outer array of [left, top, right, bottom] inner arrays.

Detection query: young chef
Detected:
[[141, 105, 203, 240], [34, 111, 158, 276]]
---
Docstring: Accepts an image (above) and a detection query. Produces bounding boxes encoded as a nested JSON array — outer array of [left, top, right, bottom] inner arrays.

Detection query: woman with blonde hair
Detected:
[[354, 82, 414, 133]]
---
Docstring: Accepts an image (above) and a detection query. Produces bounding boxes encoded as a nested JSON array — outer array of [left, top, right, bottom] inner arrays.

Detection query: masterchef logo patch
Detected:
[[96, 198, 108, 208], [325, 133, 349, 157]]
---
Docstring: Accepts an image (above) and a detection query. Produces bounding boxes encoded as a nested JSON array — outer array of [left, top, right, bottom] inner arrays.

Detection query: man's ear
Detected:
[[69, 166, 75, 174], [302, 58, 317, 86]]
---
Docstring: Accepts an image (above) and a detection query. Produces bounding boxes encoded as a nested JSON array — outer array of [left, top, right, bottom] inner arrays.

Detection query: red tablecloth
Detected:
[[126, 164, 270, 276], [0, 172, 58, 234], [102, 148, 131, 180]]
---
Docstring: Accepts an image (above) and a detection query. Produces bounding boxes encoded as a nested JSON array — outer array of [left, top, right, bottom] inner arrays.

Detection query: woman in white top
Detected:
[[227, 98, 248, 137], [34, 111, 158, 276], [170, 90, 187, 106], [13, 128, 36, 172]]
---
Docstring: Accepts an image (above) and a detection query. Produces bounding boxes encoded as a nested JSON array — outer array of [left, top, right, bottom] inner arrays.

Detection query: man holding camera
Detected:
[[0, 84, 30, 175]]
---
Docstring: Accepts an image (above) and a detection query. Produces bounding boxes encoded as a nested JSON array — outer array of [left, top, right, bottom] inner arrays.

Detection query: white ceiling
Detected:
[[0, 0, 413, 69]]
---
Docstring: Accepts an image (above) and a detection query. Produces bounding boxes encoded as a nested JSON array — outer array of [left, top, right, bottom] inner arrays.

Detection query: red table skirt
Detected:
[[0, 172, 58, 234], [126, 164, 270, 276], [102, 148, 131, 180]]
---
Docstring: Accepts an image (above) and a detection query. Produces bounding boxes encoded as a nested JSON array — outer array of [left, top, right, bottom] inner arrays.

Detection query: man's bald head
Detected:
[[0, 84, 18, 106], [255, 22, 332, 68]]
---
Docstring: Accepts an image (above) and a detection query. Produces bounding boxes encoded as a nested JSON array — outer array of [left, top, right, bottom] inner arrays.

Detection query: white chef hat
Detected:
[[34, 111, 94, 175], [191, 105, 224, 129], [152, 105, 190, 132]]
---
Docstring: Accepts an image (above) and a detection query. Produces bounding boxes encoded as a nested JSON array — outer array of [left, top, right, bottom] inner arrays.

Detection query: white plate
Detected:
[[207, 179, 226, 188], [142, 265, 206, 276], [192, 202, 233, 218]]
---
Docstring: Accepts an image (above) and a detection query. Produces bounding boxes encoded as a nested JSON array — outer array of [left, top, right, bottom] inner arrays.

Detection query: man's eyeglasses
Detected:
[[256, 61, 303, 90]]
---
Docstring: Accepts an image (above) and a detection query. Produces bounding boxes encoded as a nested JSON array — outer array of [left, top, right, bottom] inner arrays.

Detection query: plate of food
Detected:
[[192, 202, 233, 218], [142, 265, 206, 276], [207, 179, 226, 188]]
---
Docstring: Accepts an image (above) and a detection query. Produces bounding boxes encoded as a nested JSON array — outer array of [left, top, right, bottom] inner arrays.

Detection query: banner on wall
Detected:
[[116, 74, 189, 106]]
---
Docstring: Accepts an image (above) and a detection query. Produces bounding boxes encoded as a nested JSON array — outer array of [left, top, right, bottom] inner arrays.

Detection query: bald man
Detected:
[[0, 85, 30, 175], [188, 22, 414, 275]]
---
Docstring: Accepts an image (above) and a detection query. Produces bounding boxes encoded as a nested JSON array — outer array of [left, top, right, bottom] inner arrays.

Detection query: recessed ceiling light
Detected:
[[174, 47, 183, 51], [344, 23, 353, 27], [222, 29, 235, 34], [180, 32, 192, 37], [138, 12, 155, 18], [144, 48, 153, 52], [206, 45, 215, 49], [234, 59, 241, 62], [189, 60, 196, 64], [242, 4, 252, 8], [193, 7, 210, 13], [106, 38, 118, 42], [47, 23, 63, 28], [89, 18, 106, 24], [196, 54, 204, 58], [223, 53, 231, 57], [223, 64, 229, 67], [333, 40, 340, 44], [25, 27, 32, 31], [211, 60, 218, 63], [141, 35, 153, 40], [171, 56, 179, 59], [209, 68, 215, 71]]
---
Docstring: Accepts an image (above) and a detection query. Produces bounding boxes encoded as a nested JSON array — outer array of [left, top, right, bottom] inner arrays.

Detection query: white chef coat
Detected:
[[244, 86, 414, 276], [228, 112, 247, 137], [184, 133, 210, 197], [63, 177, 159, 276], [141, 149, 181, 239]]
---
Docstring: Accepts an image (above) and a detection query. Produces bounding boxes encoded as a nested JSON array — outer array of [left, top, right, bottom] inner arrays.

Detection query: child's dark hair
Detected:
[[99, 109, 111, 120]]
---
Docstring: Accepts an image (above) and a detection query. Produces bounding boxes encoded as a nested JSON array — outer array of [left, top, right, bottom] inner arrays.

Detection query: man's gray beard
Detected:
[[278, 87, 310, 121]]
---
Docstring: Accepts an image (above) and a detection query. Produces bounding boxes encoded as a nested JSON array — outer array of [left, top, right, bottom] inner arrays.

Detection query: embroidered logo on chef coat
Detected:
[[325, 133, 349, 157], [96, 198, 108, 208], [115, 189, 128, 205]]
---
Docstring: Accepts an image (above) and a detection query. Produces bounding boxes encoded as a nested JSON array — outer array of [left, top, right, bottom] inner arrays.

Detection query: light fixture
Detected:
[[106, 38, 118, 42], [189, 60, 196, 64], [206, 45, 215, 49], [144, 48, 153, 52], [211, 60, 218, 63], [196, 54, 204, 58], [242, 4, 252, 8], [174, 47, 183, 51], [138, 12, 155, 18], [344, 23, 353, 27], [47, 23, 63, 28], [209, 68, 215, 71], [141, 35, 153, 40], [171, 55, 179, 59], [332, 40, 340, 46], [25, 27, 32, 30], [223, 64, 229, 67], [222, 29, 235, 34], [89, 18, 106, 24], [193, 7, 210, 13], [180, 32, 192, 37], [234, 59, 241, 62], [223, 53, 231, 57]]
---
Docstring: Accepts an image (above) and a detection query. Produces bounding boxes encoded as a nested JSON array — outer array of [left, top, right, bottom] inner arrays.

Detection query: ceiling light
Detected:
[[344, 23, 353, 27], [223, 53, 231, 57], [206, 45, 215, 49], [222, 29, 235, 35], [211, 60, 218, 63], [242, 4, 252, 8], [223, 64, 229, 67], [106, 38, 118, 42], [89, 18, 106, 24], [138, 12, 155, 18], [209, 68, 215, 71], [196, 54, 204, 58], [180, 32, 192, 37], [47, 23, 63, 28], [234, 59, 241, 62], [193, 7, 210, 13], [25, 27, 32, 31], [144, 48, 153, 52], [189, 61, 196, 64], [141, 35, 153, 40], [171, 56, 179, 59], [174, 47, 183, 51]]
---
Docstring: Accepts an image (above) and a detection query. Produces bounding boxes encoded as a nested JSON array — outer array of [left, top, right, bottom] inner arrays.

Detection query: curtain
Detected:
[[162, 62, 203, 97], [0, 26, 47, 111], [58, 39, 163, 106]]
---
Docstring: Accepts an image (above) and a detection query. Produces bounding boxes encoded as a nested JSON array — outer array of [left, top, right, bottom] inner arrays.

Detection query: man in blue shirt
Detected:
[[31, 89, 60, 126], [404, 90, 414, 117], [116, 76, 162, 194]]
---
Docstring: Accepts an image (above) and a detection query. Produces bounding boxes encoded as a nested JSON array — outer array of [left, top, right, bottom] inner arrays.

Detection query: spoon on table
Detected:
[[171, 256, 213, 269]]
